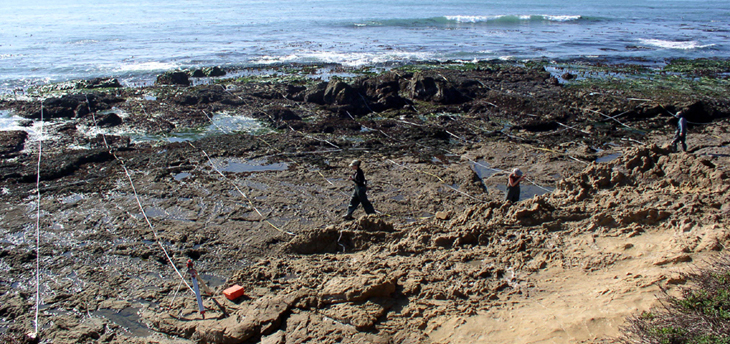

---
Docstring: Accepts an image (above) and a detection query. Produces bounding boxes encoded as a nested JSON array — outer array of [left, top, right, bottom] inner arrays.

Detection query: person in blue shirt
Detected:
[[671, 110, 688, 152], [343, 159, 375, 220]]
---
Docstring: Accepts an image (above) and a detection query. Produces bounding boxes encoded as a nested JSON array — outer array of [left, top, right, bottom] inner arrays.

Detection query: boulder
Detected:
[[80, 78, 122, 89], [97, 112, 122, 127], [304, 82, 327, 104], [203, 66, 226, 77], [324, 80, 358, 105], [189, 66, 227, 78], [319, 274, 396, 304], [435, 211, 452, 220], [406, 72, 466, 104], [156, 71, 190, 86], [37, 94, 87, 119], [355, 72, 409, 112]]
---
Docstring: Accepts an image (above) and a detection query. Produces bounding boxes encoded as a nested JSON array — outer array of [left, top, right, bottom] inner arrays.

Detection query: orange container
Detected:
[[223, 285, 245, 301]]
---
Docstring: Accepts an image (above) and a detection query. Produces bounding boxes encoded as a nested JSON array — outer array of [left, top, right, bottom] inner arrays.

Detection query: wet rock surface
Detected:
[[0, 64, 729, 343]]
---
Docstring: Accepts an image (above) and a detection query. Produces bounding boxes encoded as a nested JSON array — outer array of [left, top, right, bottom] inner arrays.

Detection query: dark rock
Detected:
[[266, 106, 301, 121], [37, 94, 88, 119], [304, 82, 327, 104], [172, 94, 199, 105], [307, 116, 361, 134], [189, 69, 206, 78], [324, 80, 358, 105], [90, 135, 130, 149], [283, 84, 307, 101], [188, 66, 226, 78], [261, 106, 303, 129], [203, 66, 226, 77], [406, 72, 467, 104], [156, 71, 190, 86], [97, 113, 122, 127], [0, 131, 27, 156], [355, 72, 409, 112], [82, 78, 122, 89], [22, 94, 122, 119], [172, 87, 223, 105], [21, 150, 114, 182], [561, 72, 575, 80]]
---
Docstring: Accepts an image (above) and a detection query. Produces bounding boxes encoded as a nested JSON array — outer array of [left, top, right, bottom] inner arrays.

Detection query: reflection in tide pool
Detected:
[[596, 153, 622, 164], [94, 307, 154, 337], [174, 172, 191, 181], [131, 113, 272, 143], [211, 157, 288, 173]]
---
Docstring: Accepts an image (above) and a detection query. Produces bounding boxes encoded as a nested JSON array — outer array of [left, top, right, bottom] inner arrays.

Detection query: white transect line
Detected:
[[386, 159, 482, 202], [33, 102, 44, 337], [461, 155, 554, 193], [116, 159, 194, 292], [197, 111, 294, 235], [86, 97, 194, 294]]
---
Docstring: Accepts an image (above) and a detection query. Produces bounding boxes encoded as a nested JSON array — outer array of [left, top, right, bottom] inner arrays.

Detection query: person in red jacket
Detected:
[[505, 168, 524, 203]]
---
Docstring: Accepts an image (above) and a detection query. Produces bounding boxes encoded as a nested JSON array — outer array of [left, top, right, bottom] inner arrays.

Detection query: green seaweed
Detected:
[[664, 58, 730, 75]]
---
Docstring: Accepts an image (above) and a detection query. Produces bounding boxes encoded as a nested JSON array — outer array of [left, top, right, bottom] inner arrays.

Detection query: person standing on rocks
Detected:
[[505, 168, 524, 203], [343, 159, 375, 220], [671, 110, 688, 152]]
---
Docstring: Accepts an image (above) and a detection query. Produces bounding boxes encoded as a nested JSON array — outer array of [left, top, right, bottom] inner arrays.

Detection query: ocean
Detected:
[[1, 0, 728, 93]]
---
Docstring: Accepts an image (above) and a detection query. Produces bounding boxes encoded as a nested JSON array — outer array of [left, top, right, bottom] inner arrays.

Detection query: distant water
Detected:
[[1, 0, 728, 93]]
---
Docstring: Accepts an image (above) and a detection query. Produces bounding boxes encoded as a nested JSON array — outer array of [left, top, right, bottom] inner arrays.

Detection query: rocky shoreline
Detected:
[[1, 61, 729, 343]]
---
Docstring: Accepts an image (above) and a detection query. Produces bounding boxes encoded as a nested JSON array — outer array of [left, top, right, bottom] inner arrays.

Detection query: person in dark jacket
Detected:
[[505, 168, 524, 203], [671, 110, 688, 152], [343, 159, 375, 220]]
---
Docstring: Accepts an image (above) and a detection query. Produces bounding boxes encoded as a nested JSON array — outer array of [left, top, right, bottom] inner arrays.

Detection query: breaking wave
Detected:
[[352, 14, 588, 27]]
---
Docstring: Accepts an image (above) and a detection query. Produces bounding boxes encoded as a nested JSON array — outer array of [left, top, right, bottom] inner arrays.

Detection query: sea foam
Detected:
[[254, 50, 434, 68], [0, 110, 26, 132], [639, 39, 715, 50], [114, 62, 180, 73]]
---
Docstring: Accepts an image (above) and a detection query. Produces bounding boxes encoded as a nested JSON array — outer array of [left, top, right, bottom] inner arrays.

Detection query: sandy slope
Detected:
[[429, 228, 725, 344]]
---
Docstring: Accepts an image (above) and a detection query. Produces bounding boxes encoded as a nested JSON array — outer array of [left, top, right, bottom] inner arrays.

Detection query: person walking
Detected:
[[505, 168, 524, 203], [343, 159, 375, 220], [671, 110, 688, 152]]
